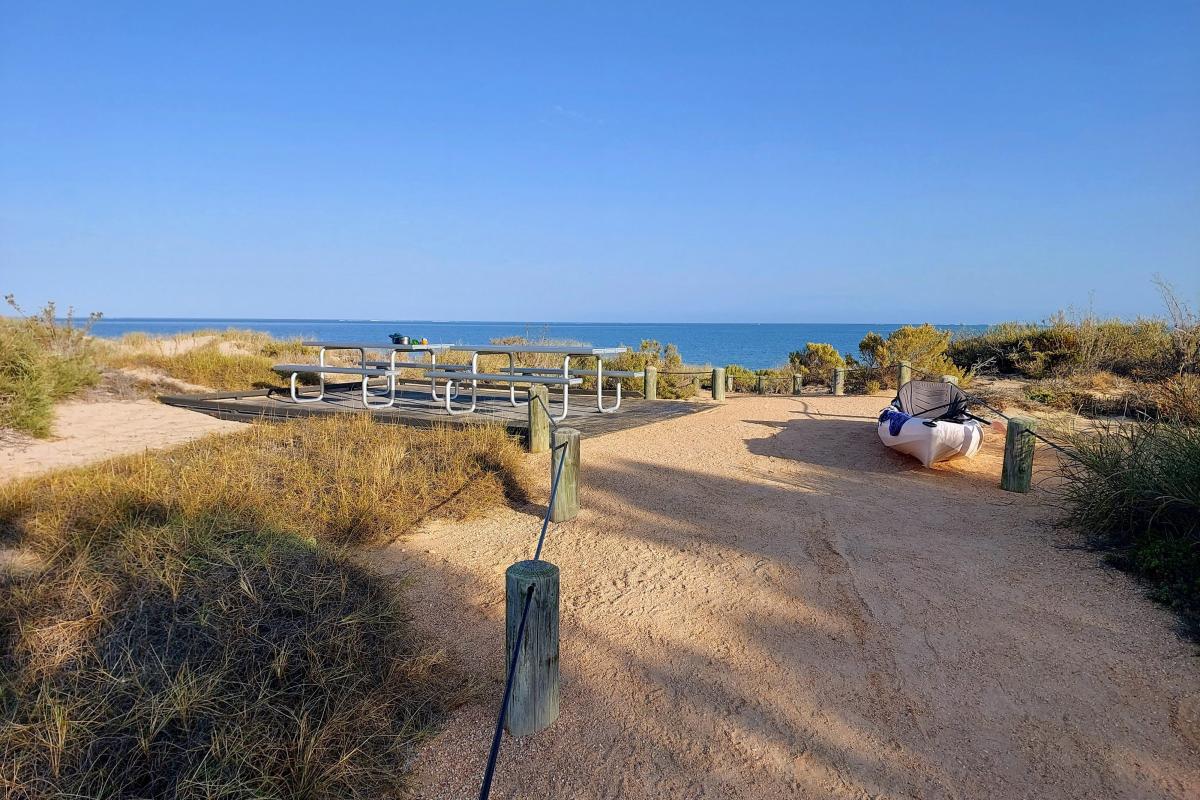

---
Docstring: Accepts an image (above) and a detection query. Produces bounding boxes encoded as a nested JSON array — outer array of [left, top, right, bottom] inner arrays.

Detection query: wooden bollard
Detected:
[[1001, 416, 1037, 493], [755, 374, 765, 394], [505, 559, 559, 736], [941, 374, 959, 386], [643, 366, 657, 401], [692, 373, 702, 392], [792, 374, 803, 395], [898, 360, 911, 387], [712, 367, 725, 401], [726, 373, 734, 393], [833, 368, 845, 396], [550, 427, 580, 522], [526, 385, 549, 454]]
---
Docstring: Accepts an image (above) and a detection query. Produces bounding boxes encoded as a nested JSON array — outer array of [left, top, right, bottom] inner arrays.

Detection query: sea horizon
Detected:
[[86, 317, 989, 370]]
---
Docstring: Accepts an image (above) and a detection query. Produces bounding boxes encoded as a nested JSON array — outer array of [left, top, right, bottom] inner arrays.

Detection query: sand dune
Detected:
[[394, 394, 1199, 800]]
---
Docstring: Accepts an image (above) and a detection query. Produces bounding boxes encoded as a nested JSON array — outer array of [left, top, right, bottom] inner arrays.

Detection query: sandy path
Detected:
[[0, 399, 241, 481], [389, 394, 1199, 800]]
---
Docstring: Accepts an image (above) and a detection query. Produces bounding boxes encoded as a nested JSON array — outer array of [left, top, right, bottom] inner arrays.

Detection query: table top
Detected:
[[456, 345, 630, 356], [302, 341, 452, 351]]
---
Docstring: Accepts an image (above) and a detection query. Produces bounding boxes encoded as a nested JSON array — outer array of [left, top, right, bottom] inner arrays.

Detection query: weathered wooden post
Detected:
[[692, 373, 702, 393], [941, 374, 959, 386], [526, 385, 550, 454], [726, 373, 734, 393], [504, 559, 559, 735], [549, 427, 580, 522], [643, 366, 657, 401], [755, 374, 764, 394], [792, 373, 803, 395], [832, 368, 845, 396], [712, 367, 725, 401], [1001, 417, 1037, 493], [898, 360, 911, 387]]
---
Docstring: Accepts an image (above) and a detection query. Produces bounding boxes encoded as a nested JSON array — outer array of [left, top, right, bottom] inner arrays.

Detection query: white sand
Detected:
[[0, 399, 241, 482], [391, 394, 1200, 799]]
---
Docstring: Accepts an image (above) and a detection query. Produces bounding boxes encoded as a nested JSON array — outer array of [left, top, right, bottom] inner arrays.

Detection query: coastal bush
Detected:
[[0, 415, 527, 797], [857, 324, 968, 388], [724, 364, 756, 392], [948, 313, 1182, 380], [0, 298, 101, 437], [789, 342, 844, 386], [1059, 420, 1200, 636]]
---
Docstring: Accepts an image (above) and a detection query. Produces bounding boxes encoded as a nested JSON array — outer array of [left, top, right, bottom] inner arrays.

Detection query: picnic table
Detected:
[[426, 344, 633, 420], [274, 341, 635, 419], [272, 341, 454, 409]]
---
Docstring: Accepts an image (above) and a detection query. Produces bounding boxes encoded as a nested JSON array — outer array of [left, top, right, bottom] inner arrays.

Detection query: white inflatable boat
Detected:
[[877, 381, 986, 467]]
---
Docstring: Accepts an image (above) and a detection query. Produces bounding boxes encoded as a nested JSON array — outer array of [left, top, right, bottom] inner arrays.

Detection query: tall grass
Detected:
[[0, 415, 529, 797], [0, 299, 101, 437], [103, 329, 315, 391], [1059, 420, 1200, 635]]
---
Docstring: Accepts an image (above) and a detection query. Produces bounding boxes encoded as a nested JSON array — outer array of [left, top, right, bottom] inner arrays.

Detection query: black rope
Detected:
[[478, 390, 570, 800], [478, 584, 535, 800]]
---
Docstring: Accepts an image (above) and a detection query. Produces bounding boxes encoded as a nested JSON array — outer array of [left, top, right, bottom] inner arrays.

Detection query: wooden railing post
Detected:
[[792, 373, 803, 395], [712, 367, 725, 401], [726, 373, 734, 393], [550, 428, 580, 522], [1001, 417, 1037, 493], [832, 368, 846, 396], [643, 366, 658, 401], [526, 385, 549, 453], [505, 559, 560, 736], [755, 374, 764, 395], [898, 360, 911, 387]]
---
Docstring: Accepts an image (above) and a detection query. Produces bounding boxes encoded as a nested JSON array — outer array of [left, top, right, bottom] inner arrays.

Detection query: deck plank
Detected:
[[159, 382, 709, 440]]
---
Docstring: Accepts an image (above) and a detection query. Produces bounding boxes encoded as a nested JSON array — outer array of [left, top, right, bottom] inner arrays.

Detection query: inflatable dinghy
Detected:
[[878, 381, 985, 467]]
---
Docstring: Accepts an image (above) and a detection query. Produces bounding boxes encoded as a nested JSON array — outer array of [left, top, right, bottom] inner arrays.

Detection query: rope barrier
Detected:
[[478, 584, 535, 800], [478, 390, 569, 800]]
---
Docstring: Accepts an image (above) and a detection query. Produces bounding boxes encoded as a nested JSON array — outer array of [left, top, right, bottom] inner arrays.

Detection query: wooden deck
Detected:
[[159, 380, 710, 440]]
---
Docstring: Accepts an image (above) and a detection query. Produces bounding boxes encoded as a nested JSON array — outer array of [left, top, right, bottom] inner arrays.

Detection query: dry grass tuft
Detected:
[[0, 415, 530, 797]]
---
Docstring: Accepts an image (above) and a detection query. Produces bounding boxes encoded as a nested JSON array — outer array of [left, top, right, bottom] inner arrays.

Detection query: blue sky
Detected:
[[1, 1, 1197, 322]]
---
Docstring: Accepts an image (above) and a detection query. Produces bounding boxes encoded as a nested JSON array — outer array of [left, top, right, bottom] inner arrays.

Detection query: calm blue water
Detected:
[[90, 318, 985, 370]]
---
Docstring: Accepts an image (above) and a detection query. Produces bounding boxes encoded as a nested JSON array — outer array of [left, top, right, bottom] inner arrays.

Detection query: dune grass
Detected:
[[102, 329, 317, 392], [0, 415, 530, 797], [1059, 419, 1200, 636], [0, 302, 101, 437]]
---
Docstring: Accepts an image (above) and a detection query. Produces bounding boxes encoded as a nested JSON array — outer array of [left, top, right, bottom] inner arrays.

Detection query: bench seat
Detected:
[[363, 360, 472, 370], [500, 366, 643, 378], [273, 364, 397, 376], [425, 370, 582, 386]]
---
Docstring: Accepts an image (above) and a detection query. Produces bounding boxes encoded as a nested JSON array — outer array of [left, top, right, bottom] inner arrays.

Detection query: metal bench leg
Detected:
[[430, 351, 461, 402], [596, 360, 622, 413], [508, 353, 529, 407], [444, 379, 478, 415], [361, 374, 396, 409], [553, 355, 570, 421], [290, 371, 325, 403]]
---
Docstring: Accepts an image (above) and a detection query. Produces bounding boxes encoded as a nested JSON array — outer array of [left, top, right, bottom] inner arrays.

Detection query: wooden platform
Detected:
[[159, 381, 709, 440]]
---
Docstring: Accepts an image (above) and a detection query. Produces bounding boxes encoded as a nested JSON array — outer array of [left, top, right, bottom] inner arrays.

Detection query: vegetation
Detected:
[[0, 415, 529, 797], [1059, 419, 1200, 636], [604, 339, 703, 399], [103, 329, 315, 391], [0, 298, 101, 437], [788, 342, 844, 386], [855, 324, 969, 389]]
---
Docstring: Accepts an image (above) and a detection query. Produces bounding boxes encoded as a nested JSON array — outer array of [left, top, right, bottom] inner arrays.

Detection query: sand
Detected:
[[0, 399, 241, 482], [391, 394, 1200, 800]]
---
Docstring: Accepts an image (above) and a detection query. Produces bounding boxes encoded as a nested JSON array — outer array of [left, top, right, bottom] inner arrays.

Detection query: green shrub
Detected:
[[789, 342, 845, 386], [858, 324, 968, 388], [1059, 420, 1200, 636], [0, 299, 101, 437], [724, 363, 757, 392]]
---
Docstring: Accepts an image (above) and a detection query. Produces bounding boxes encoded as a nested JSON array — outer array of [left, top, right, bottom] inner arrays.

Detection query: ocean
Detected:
[[89, 319, 986, 371]]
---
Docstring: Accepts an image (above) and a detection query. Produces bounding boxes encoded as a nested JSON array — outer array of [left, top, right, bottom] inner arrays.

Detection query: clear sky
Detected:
[[1, 1, 1197, 323]]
